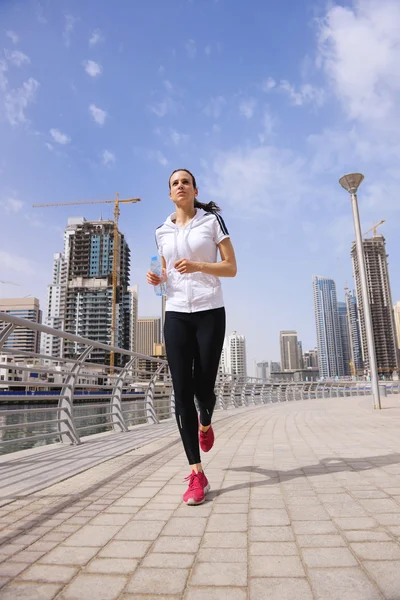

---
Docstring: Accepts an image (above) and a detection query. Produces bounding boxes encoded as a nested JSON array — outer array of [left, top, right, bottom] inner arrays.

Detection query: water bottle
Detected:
[[150, 256, 166, 297]]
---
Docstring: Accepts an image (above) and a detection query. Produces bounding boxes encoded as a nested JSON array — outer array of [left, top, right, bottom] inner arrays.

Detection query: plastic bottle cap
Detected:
[[151, 256, 158, 261]]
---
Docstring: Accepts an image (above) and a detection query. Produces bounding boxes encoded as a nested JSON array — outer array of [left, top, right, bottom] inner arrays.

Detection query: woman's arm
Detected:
[[174, 238, 237, 278]]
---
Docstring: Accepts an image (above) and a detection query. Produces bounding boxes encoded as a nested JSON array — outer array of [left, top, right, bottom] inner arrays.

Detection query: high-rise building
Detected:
[[128, 286, 138, 353], [48, 217, 133, 365], [280, 331, 299, 371], [137, 318, 161, 356], [393, 301, 400, 350], [41, 253, 68, 359], [345, 289, 363, 374], [313, 276, 344, 378], [0, 298, 41, 356], [297, 341, 304, 370], [351, 235, 398, 376], [271, 362, 281, 373], [224, 331, 247, 377], [256, 361, 270, 380], [338, 301, 351, 376]]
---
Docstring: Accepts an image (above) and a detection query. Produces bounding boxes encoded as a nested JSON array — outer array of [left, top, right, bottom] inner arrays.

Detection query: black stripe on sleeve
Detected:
[[214, 213, 229, 236]]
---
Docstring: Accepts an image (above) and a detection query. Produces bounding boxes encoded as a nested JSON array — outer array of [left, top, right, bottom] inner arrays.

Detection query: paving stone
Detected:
[[375, 513, 400, 525], [149, 533, 202, 554], [360, 498, 400, 513], [206, 514, 247, 532], [249, 542, 297, 556], [161, 517, 207, 537], [85, 558, 138, 574], [196, 547, 247, 562], [141, 552, 195, 568], [249, 555, 304, 577], [185, 588, 247, 600], [364, 560, 400, 597], [0, 562, 28, 577], [201, 532, 247, 548], [6, 550, 45, 563], [0, 582, 62, 599], [60, 573, 127, 600], [19, 564, 78, 583], [249, 526, 294, 542], [89, 513, 132, 526], [301, 547, 358, 567], [296, 534, 346, 548], [292, 521, 337, 534], [38, 545, 100, 565], [98, 540, 151, 559], [344, 529, 391, 542], [125, 567, 189, 595], [350, 541, 400, 560], [249, 509, 290, 526], [114, 520, 164, 541], [190, 562, 247, 586], [63, 525, 121, 547], [250, 578, 313, 600], [309, 567, 383, 599], [334, 517, 378, 530], [133, 509, 175, 521]]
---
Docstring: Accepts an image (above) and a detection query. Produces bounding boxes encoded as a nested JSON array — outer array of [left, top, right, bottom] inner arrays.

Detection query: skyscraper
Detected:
[[351, 235, 398, 376], [128, 285, 138, 353], [280, 331, 299, 371], [41, 252, 67, 359], [44, 217, 132, 365], [345, 289, 363, 374], [256, 361, 270, 380], [313, 276, 344, 378], [224, 331, 247, 376], [0, 298, 41, 356], [394, 301, 400, 350], [137, 318, 161, 356], [338, 301, 351, 377]]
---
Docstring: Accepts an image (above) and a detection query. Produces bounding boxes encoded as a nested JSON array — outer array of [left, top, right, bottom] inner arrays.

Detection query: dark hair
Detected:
[[169, 168, 221, 213]]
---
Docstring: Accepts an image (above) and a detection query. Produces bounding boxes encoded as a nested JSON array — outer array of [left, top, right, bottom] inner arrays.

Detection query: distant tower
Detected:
[[313, 276, 344, 378], [351, 234, 398, 376], [280, 331, 300, 371], [345, 289, 363, 374], [338, 301, 351, 376], [128, 285, 138, 353], [226, 331, 247, 376]]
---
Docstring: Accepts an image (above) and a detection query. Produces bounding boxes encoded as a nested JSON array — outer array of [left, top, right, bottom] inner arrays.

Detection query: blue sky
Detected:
[[1, 0, 400, 372]]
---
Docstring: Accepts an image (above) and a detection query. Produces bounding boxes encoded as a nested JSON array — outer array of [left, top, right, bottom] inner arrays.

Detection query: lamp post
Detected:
[[338, 173, 381, 409]]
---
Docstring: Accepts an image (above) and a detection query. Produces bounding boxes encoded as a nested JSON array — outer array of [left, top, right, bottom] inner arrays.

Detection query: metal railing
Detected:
[[0, 312, 399, 454]]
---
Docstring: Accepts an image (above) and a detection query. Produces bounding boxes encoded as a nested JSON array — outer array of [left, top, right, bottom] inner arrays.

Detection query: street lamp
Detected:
[[339, 173, 381, 410]]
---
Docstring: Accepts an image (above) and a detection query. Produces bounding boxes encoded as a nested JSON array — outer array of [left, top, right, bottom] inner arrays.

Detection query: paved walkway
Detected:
[[0, 395, 400, 599]]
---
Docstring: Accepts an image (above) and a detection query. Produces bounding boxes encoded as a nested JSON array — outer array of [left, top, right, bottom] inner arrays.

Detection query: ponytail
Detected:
[[194, 199, 221, 213], [169, 168, 222, 213]]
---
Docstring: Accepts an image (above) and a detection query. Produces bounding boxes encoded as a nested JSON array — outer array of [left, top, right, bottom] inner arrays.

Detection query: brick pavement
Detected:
[[0, 395, 400, 598]]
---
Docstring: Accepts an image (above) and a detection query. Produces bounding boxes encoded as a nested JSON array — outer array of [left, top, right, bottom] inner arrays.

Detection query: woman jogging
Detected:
[[147, 169, 237, 505]]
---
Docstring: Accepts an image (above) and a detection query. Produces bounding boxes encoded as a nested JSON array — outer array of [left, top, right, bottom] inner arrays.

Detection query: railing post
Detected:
[[145, 364, 164, 424], [58, 346, 93, 445], [110, 358, 137, 433]]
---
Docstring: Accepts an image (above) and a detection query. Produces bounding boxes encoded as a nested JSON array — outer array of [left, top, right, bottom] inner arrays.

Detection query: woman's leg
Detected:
[[194, 308, 226, 427], [164, 311, 201, 466]]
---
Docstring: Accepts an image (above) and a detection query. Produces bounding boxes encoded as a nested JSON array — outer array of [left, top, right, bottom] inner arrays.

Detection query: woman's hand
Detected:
[[174, 259, 199, 274], [146, 269, 167, 286]]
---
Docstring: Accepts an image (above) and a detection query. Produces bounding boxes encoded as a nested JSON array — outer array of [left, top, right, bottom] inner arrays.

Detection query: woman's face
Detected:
[[169, 170, 198, 208]]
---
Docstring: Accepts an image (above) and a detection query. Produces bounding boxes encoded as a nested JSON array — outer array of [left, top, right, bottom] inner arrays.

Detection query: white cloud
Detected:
[[63, 15, 76, 47], [317, 0, 400, 122], [89, 29, 104, 47], [258, 109, 276, 143], [4, 50, 30, 67], [163, 80, 174, 92], [102, 150, 116, 166], [50, 128, 71, 145], [45, 142, 54, 151], [185, 39, 197, 58], [83, 60, 103, 77], [0, 60, 8, 91], [239, 98, 257, 119], [4, 78, 39, 126], [6, 31, 19, 45], [279, 80, 325, 107], [0, 250, 41, 277], [170, 130, 189, 145], [205, 45, 212, 56], [262, 77, 276, 92], [203, 96, 226, 119], [1, 197, 24, 213], [156, 151, 168, 166], [150, 96, 178, 118], [204, 145, 310, 216], [89, 103, 107, 125]]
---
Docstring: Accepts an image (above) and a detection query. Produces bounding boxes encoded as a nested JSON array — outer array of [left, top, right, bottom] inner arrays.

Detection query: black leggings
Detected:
[[164, 307, 226, 465]]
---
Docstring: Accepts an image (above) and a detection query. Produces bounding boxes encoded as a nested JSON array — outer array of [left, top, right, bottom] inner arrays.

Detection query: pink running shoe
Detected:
[[199, 424, 215, 452], [183, 471, 210, 505]]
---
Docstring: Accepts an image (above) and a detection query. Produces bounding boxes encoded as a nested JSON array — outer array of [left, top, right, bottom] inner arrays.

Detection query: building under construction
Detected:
[[46, 217, 131, 366], [351, 235, 398, 377]]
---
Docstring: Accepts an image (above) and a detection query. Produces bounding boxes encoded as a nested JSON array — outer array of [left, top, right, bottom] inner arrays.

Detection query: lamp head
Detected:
[[339, 173, 364, 194]]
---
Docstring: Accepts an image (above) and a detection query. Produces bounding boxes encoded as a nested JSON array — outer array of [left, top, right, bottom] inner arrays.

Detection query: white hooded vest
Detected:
[[156, 208, 230, 313]]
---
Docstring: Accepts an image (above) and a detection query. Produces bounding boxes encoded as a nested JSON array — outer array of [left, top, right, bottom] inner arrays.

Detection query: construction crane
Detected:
[[33, 193, 141, 371], [0, 281, 20, 286], [363, 220, 385, 237]]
